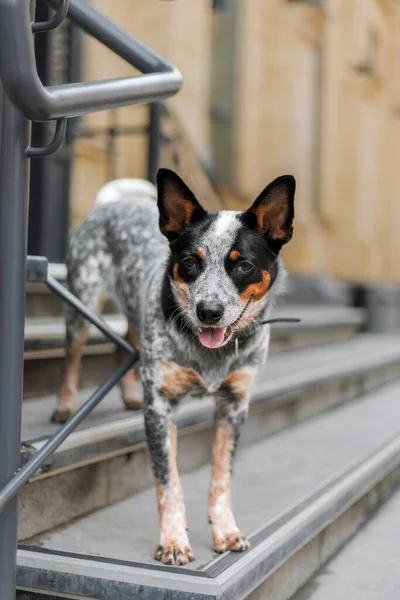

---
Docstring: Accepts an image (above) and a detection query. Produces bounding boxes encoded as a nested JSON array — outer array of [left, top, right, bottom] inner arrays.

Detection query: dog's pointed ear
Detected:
[[243, 175, 295, 253], [157, 169, 207, 241]]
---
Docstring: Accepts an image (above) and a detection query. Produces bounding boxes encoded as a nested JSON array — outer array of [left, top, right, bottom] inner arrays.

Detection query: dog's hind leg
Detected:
[[52, 320, 89, 423], [51, 274, 107, 424], [116, 328, 143, 410], [209, 367, 256, 554]]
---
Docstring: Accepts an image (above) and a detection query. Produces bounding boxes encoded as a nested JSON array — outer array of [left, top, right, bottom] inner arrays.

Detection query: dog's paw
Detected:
[[51, 407, 76, 424], [122, 392, 143, 411], [120, 375, 143, 410], [154, 543, 195, 566], [213, 531, 250, 554]]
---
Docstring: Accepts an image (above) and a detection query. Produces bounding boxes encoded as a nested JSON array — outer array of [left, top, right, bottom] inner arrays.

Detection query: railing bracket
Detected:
[[25, 118, 67, 158], [31, 0, 70, 33]]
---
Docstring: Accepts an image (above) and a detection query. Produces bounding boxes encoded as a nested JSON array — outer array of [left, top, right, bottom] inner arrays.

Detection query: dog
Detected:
[[54, 168, 296, 565]]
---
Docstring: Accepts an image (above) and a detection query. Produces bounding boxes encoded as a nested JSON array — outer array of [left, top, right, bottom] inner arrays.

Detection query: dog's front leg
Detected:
[[209, 367, 256, 553], [143, 381, 194, 565]]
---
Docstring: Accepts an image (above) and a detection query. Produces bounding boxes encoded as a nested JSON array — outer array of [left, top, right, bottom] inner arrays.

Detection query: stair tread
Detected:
[[25, 377, 400, 572], [293, 488, 400, 600], [21, 333, 400, 443], [23, 305, 364, 343], [24, 314, 127, 342]]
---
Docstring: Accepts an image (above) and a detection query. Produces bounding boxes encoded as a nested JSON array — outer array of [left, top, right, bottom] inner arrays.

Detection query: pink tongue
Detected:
[[199, 327, 225, 349]]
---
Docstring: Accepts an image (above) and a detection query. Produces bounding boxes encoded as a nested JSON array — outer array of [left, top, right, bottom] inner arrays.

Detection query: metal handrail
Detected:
[[0, 270, 138, 515], [0, 0, 182, 120], [0, 1, 181, 596]]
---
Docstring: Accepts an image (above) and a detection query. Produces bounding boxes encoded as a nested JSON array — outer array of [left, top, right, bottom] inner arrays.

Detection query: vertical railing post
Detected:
[[0, 83, 31, 599], [147, 101, 161, 184]]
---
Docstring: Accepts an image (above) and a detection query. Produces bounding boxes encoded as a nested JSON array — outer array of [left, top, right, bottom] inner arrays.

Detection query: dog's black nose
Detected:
[[197, 301, 224, 325]]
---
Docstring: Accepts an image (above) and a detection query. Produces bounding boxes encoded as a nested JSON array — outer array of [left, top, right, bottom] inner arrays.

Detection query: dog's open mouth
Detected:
[[199, 326, 232, 349], [198, 301, 251, 349]]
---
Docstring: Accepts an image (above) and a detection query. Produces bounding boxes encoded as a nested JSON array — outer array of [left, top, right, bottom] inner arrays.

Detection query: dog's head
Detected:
[[158, 168, 295, 349]]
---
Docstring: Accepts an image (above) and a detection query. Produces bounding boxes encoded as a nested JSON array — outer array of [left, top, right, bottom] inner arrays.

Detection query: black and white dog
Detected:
[[54, 168, 296, 565]]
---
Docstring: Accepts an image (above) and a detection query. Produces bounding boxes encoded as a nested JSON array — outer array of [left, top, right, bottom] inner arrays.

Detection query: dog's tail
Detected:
[[95, 178, 157, 206]]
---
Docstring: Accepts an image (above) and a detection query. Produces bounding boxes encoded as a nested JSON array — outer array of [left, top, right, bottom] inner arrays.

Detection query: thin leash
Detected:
[[260, 317, 301, 325], [235, 317, 301, 356]]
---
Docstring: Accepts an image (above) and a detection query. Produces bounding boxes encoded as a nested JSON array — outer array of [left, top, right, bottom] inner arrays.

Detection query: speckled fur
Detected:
[[57, 169, 295, 565]]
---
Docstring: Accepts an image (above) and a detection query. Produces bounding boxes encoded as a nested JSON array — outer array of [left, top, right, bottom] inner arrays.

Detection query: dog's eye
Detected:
[[182, 257, 196, 269], [238, 261, 254, 272]]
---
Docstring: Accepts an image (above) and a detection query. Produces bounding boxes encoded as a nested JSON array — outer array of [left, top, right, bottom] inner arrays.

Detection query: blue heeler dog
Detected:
[[54, 168, 296, 565]]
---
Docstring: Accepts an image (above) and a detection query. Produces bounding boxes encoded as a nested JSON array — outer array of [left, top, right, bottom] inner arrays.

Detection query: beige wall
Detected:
[[234, 0, 326, 275], [71, 0, 400, 285], [318, 0, 400, 284], [71, 0, 212, 227], [231, 0, 400, 284]]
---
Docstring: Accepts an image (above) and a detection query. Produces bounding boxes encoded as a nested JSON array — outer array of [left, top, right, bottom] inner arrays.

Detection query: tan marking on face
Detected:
[[222, 368, 253, 400], [240, 269, 271, 302], [163, 199, 195, 233], [232, 298, 264, 334], [229, 250, 240, 261], [172, 263, 186, 285], [154, 424, 194, 564], [172, 263, 190, 309], [197, 248, 206, 260], [159, 361, 205, 401]]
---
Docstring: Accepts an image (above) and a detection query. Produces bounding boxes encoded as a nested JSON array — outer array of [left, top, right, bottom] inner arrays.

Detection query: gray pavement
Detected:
[[21, 333, 400, 441], [293, 489, 400, 600], [27, 378, 400, 572]]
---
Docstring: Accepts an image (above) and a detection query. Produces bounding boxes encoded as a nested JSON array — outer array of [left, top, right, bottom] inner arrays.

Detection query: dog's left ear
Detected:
[[157, 168, 207, 241], [243, 175, 296, 253]]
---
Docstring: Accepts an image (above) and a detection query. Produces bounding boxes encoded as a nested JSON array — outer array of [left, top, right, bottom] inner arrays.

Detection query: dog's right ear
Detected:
[[157, 169, 207, 241], [242, 175, 295, 254]]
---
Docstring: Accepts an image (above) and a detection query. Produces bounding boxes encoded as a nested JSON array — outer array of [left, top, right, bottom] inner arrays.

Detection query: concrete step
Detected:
[[17, 378, 400, 600], [22, 305, 365, 398], [291, 487, 400, 600], [26, 263, 68, 318], [18, 334, 400, 542], [23, 314, 126, 399]]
